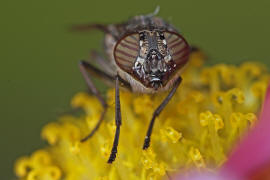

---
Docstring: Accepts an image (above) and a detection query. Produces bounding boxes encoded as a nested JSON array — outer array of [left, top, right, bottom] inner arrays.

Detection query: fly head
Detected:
[[114, 30, 190, 90]]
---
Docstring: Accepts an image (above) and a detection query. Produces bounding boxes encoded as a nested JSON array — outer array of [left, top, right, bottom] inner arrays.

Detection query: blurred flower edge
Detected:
[[176, 84, 270, 180], [14, 51, 270, 180]]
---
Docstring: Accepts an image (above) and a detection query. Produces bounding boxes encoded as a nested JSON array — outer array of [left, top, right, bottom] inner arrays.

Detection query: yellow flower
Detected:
[[14, 51, 269, 180]]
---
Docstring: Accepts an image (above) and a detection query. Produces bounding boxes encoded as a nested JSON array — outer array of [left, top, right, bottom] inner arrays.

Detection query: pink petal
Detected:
[[174, 172, 229, 180], [175, 171, 239, 180], [221, 83, 270, 178]]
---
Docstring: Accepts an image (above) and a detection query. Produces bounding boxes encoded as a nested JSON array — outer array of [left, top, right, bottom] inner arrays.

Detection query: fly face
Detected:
[[114, 29, 190, 90]]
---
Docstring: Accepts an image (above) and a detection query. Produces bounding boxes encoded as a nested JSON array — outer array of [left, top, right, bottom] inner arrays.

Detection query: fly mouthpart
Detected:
[[151, 81, 162, 90], [150, 77, 160, 81], [150, 77, 162, 90]]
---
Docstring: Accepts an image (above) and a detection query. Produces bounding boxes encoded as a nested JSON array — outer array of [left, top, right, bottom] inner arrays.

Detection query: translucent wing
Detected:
[[114, 33, 140, 72], [164, 32, 190, 68]]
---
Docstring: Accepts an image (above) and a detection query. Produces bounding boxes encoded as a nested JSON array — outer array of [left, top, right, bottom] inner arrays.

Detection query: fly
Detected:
[[73, 11, 191, 163]]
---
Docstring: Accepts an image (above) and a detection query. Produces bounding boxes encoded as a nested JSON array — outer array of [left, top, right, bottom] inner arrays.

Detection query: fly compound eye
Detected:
[[163, 31, 190, 68], [114, 33, 140, 73]]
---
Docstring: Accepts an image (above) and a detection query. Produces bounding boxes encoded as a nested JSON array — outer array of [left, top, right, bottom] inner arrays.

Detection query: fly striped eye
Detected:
[[114, 33, 140, 72], [164, 31, 190, 68]]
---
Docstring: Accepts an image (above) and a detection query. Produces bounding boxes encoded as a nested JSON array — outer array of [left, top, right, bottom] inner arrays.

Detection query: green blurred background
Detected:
[[1, 0, 269, 179]]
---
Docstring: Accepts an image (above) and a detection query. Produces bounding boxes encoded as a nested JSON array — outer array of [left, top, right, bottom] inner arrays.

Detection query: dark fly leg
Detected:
[[143, 76, 182, 149], [108, 75, 122, 163], [89, 51, 115, 76], [79, 60, 130, 143], [79, 60, 108, 142], [71, 24, 111, 34], [79, 60, 131, 91], [71, 23, 123, 40]]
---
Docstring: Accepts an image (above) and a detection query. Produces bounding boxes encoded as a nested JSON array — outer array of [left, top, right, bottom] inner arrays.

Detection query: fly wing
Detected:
[[164, 32, 190, 68], [114, 33, 140, 72]]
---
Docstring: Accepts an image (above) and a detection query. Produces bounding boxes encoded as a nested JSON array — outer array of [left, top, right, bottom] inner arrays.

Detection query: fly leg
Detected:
[[108, 75, 122, 163], [71, 24, 110, 34], [79, 60, 108, 142], [79, 60, 130, 143], [89, 50, 115, 76], [143, 76, 182, 149], [71, 23, 120, 39]]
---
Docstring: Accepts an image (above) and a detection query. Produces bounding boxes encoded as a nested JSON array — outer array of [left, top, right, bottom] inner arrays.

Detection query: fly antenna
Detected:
[[146, 6, 160, 17]]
